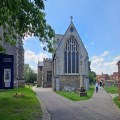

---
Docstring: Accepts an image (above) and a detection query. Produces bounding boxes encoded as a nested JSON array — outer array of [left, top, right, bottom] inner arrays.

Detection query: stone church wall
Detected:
[[43, 58, 52, 87], [59, 75, 80, 91], [55, 22, 89, 76], [0, 27, 24, 87], [38, 21, 89, 91], [16, 48, 24, 86], [37, 66, 43, 86]]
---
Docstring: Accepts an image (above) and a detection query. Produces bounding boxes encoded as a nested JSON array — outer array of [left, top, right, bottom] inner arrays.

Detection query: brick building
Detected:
[[110, 72, 119, 81], [37, 20, 89, 91], [96, 73, 109, 82]]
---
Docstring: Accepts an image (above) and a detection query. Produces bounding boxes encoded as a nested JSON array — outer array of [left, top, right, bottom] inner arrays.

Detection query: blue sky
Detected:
[[24, 0, 120, 74]]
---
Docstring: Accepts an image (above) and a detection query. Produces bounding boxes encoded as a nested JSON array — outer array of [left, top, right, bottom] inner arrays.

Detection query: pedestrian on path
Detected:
[[99, 81, 102, 88], [95, 81, 99, 93]]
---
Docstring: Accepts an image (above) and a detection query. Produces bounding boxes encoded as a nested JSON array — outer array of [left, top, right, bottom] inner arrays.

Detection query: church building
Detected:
[[0, 28, 24, 87], [37, 19, 89, 91]]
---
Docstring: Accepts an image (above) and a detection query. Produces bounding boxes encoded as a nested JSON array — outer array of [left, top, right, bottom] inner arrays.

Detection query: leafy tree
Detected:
[[88, 71, 97, 85], [24, 64, 37, 83], [0, 0, 55, 52]]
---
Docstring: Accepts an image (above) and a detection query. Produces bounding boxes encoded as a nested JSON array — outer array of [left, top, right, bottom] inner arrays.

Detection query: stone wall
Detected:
[[16, 48, 24, 87], [37, 66, 43, 86], [52, 21, 89, 91], [0, 28, 25, 87], [43, 58, 52, 87], [38, 21, 89, 91], [55, 21, 89, 76], [59, 75, 80, 91]]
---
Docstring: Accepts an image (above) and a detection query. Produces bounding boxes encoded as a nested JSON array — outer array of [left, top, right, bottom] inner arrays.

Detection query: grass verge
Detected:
[[114, 96, 120, 108], [55, 86, 94, 101], [104, 86, 118, 94], [0, 86, 42, 120]]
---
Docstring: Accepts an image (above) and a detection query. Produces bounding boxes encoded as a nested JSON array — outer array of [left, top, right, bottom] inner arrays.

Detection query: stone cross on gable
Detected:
[[70, 16, 73, 21]]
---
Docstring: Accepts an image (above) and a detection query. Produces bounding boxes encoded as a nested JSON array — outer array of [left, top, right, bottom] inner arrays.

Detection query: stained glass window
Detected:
[[64, 37, 79, 73], [64, 51, 67, 73], [76, 52, 79, 73], [72, 52, 75, 73]]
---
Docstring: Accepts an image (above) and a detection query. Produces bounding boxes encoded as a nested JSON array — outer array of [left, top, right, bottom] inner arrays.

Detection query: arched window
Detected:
[[64, 37, 79, 73]]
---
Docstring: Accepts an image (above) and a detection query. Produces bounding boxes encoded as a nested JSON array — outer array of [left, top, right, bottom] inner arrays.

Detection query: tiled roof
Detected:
[[113, 72, 118, 76]]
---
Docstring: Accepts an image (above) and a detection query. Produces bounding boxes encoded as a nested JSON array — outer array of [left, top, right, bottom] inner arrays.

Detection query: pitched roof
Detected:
[[97, 74, 108, 78], [102, 74, 108, 77], [55, 34, 63, 40], [113, 72, 118, 76], [53, 20, 88, 60]]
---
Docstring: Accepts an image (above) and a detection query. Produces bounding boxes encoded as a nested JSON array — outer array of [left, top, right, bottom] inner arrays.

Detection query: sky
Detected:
[[24, 0, 120, 75]]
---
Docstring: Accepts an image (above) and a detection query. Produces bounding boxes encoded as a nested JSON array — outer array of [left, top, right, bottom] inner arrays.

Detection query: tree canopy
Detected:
[[0, 0, 55, 52], [24, 64, 37, 83], [88, 71, 97, 85], [88, 61, 97, 85]]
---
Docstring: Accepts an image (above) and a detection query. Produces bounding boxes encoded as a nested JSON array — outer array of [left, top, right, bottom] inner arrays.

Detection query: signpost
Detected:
[[0, 53, 14, 89]]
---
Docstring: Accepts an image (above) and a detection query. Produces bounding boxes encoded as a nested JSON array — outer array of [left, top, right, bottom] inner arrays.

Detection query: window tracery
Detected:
[[64, 37, 79, 73]]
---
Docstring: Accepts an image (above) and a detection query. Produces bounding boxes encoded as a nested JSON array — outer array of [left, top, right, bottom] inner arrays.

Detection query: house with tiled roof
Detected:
[[96, 73, 109, 82]]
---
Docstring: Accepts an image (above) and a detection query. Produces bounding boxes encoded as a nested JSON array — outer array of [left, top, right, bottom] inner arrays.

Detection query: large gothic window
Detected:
[[64, 37, 79, 73]]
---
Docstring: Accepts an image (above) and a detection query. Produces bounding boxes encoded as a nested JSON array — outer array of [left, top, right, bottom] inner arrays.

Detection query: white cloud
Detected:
[[114, 55, 120, 62], [100, 51, 110, 57], [24, 50, 49, 71], [25, 50, 38, 63], [25, 50, 48, 63], [90, 51, 120, 74], [38, 53, 48, 61]]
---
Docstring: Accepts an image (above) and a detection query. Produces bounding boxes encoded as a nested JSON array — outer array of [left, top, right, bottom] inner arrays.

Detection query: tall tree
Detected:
[[24, 64, 37, 83], [0, 0, 55, 52], [88, 61, 97, 85], [88, 71, 97, 85]]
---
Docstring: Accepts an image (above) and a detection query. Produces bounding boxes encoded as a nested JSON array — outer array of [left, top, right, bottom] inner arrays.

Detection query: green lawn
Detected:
[[55, 86, 95, 101], [0, 86, 42, 120], [104, 86, 118, 94], [114, 96, 120, 108]]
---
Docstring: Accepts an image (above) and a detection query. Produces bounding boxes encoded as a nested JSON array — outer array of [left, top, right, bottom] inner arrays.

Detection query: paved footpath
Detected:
[[33, 87, 120, 120]]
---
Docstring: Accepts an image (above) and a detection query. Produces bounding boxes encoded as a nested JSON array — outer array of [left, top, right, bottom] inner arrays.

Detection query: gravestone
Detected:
[[78, 86, 87, 97]]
